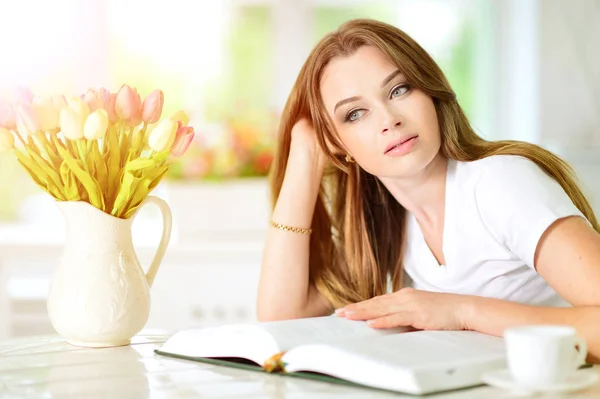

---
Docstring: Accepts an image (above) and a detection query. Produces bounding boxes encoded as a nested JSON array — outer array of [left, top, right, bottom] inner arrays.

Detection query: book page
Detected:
[[283, 330, 506, 395], [158, 316, 409, 367], [319, 330, 506, 368], [260, 316, 410, 351], [158, 324, 279, 366]]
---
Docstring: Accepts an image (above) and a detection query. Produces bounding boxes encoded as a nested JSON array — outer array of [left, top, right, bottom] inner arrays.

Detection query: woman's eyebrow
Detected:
[[334, 96, 361, 113], [381, 70, 402, 88], [333, 70, 404, 114]]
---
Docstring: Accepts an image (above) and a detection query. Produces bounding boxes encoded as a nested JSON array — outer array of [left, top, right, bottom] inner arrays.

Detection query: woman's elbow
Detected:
[[256, 302, 308, 322]]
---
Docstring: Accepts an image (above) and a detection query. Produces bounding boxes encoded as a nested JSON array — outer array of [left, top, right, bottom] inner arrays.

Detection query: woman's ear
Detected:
[[322, 135, 355, 165], [322, 135, 342, 155]]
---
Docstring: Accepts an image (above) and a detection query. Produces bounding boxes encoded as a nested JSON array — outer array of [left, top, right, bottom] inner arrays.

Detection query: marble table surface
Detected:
[[1, 334, 599, 399]]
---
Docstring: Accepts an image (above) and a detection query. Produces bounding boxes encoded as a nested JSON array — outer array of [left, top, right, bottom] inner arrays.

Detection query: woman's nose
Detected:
[[382, 121, 402, 134], [380, 104, 402, 134]]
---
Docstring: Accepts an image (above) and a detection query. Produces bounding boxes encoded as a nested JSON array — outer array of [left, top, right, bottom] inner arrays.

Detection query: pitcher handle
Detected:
[[139, 195, 172, 288]]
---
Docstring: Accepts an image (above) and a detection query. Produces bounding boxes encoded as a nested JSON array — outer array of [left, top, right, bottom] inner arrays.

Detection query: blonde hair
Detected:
[[269, 19, 599, 309]]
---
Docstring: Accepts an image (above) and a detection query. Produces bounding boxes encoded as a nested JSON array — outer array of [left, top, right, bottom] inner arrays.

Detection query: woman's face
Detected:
[[320, 45, 441, 178]]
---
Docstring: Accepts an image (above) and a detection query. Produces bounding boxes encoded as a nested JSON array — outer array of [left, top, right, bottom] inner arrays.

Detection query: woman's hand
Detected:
[[336, 288, 473, 331], [289, 119, 328, 175]]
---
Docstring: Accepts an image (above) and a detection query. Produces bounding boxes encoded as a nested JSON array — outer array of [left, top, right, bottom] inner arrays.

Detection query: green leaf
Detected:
[[14, 151, 50, 192], [125, 158, 156, 171], [60, 161, 81, 201], [57, 145, 104, 210], [148, 165, 169, 191], [24, 146, 64, 194], [16, 146, 66, 200], [91, 141, 108, 199], [105, 127, 121, 210], [123, 176, 152, 219], [111, 169, 136, 218]]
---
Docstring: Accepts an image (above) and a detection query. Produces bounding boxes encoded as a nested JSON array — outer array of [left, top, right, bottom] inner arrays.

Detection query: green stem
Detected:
[[76, 139, 85, 160], [12, 129, 27, 148], [134, 123, 148, 159], [37, 132, 60, 162], [86, 139, 94, 155], [121, 126, 132, 166], [117, 120, 125, 152]]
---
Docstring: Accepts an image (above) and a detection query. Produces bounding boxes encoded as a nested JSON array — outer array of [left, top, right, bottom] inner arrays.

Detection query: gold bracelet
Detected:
[[269, 220, 313, 235]]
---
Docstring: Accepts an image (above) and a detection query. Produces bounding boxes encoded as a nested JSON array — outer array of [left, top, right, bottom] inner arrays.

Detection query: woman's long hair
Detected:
[[269, 19, 599, 309]]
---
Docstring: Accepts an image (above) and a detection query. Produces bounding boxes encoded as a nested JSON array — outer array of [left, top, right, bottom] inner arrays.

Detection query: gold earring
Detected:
[[345, 154, 354, 163]]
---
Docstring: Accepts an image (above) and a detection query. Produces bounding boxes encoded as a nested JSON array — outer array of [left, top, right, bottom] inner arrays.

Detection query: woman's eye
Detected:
[[391, 84, 410, 98], [346, 109, 366, 122]]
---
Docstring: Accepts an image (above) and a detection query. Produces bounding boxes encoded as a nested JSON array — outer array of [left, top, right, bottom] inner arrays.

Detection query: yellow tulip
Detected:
[[59, 107, 84, 140], [147, 119, 177, 152], [169, 110, 190, 126], [59, 97, 90, 140], [67, 97, 90, 122], [84, 109, 109, 140], [52, 95, 67, 109], [0, 127, 14, 152], [33, 96, 59, 131]]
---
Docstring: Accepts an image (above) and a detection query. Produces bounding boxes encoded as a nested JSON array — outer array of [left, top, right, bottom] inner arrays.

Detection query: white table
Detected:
[[1, 334, 599, 398]]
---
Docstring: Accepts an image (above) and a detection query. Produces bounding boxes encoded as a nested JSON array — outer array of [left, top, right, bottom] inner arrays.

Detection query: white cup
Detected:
[[504, 325, 587, 388]]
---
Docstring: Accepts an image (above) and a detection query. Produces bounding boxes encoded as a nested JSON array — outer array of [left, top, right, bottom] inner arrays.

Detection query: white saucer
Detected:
[[482, 369, 599, 394]]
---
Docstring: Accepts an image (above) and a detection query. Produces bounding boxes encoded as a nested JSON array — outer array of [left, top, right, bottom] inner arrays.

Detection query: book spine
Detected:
[[264, 351, 287, 373]]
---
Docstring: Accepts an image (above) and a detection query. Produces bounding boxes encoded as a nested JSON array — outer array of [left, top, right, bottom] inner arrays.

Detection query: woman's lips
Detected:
[[384, 134, 419, 156]]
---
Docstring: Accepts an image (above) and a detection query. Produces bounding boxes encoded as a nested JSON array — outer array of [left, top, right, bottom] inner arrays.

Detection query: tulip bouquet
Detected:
[[0, 85, 195, 219]]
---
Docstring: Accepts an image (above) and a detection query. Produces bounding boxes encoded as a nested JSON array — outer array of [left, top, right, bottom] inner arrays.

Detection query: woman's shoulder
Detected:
[[455, 154, 542, 179], [456, 153, 575, 211], [454, 154, 564, 206], [453, 154, 554, 192], [453, 155, 584, 270]]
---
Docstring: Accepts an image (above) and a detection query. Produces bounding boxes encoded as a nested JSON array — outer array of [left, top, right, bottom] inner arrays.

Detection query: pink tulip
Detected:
[[170, 124, 195, 157], [33, 96, 60, 131], [141, 89, 164, 124], [106, 93, 118, 124], [0, 100, 16, 130], [16, 103, 40, 136], [83, 88, 110, 112], [115, 84, 141, 126], [12, 86, 34, 105]]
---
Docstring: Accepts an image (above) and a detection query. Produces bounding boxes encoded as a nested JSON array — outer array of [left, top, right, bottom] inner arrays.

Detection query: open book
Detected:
[[155, 316, 506, 395]]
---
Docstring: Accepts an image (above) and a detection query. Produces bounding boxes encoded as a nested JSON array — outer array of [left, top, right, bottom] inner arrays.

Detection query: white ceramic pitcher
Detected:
[[47, 196, 172, 347]]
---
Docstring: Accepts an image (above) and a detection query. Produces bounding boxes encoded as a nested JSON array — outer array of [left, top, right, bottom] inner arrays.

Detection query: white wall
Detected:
[[538, 0, 600, 212], [490, 0, 600, 212]]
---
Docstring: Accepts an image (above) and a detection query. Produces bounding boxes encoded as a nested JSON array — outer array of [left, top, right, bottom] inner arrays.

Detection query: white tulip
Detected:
[[59, 107, 84, 140], [147, 119, 177, 152], [84, 109, 109, 140]]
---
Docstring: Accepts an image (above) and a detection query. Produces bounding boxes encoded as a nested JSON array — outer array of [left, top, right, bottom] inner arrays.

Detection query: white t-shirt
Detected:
[[402, 155, 585, 307]]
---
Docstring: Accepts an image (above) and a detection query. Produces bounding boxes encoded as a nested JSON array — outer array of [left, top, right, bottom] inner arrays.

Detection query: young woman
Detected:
[[257, 19, 600, 362]]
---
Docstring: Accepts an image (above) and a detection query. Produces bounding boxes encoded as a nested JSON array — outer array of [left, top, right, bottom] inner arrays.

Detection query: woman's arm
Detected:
[[339, 216, 600, 363], [464, 215, 600, 363], [462, 297, 600, 363], [256, 120, 332, 321]]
